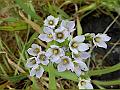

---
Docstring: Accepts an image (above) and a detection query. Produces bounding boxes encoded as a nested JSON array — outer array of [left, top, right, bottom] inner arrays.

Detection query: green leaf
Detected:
[[8, 74, 27, 83], [0, 22, 28, 31], [26, 32, 39, 49], [15, 0, 41, 20], [88, 63, 120, 76], [48, 63, 57, 90], [31, 77, 40, 90], [43, 65, 78, 82], [52, 5, 70, 19], [0, 17, 18, 22], [92, 79, 120, 86], [55, 71, 78, 82]]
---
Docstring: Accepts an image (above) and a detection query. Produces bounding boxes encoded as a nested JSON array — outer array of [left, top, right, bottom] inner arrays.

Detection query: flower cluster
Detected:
[[26, 15, 111, 89]]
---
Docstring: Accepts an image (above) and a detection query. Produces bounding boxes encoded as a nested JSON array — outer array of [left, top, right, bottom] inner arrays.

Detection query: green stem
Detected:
[[77, 17, 83, 35], [77, 3, 97, 13], [88, 63, 120, 76], [48, 63, 57, 90], [92, 80, 120, 86]]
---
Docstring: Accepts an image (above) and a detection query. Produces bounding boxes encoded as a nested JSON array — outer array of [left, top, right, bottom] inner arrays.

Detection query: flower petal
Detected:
[[36, 66, 44, 78], [100, 34, 111, 41], [31, 44, 40, 49], [85, 83, 93, 89], [97, 41, 107, 49], [74, 66, 82, 76], [41, 60, 49, 65], [67, 21, 75, 30], [79, 61, 89, 71], [51, 56, 60, 63], [38, 34, 52, 42], [30, 68, 36, 76], [78, 43, 89, 51], [27, 48, 36, 56], [57, 64, 66, 72], [67, 62, 74, 71], [43, 27, 53, 34], [73, 36, 85, 42], [80, 52, 90, 59]]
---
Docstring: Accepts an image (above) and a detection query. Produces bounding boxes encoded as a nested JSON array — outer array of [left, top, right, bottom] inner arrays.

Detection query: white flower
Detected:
[[61, 20, 75, 33], [93, 33, 111, 49], [44, 15, 59, 28], [46, 45, 65, 63], [78, 78, 93, 89], [26, 57, 38, 68], [72, 51, 90, 63], [55, 26, 69, 43], [30, 64, 44, 78], [57, 56, 74, 72], [69, 36, 89, 54], [74, 61, 89, 76], [36, 51, 49, 65], [27, 44, 41, 56], [38, 27, 55, 42]]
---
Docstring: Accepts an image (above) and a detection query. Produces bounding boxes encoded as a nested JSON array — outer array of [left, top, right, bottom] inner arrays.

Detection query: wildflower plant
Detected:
[[26, 15, 111, 89]]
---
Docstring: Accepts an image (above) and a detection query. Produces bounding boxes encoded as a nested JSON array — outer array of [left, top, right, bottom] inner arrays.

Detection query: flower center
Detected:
[[48, 34, 53, 38], [63, 58, 69, 64], [39, 54, 46, 61], [80, 80, 86, 86], [49, 20, 54, 25], [35, 66, 41, 71], [34, 48, 40, 54], [53, 48, 59, 55], [95, 37, 101, 42], [72, 42, 78, 48], [31, 59, 36, 64], [56, 32, 64, 39]]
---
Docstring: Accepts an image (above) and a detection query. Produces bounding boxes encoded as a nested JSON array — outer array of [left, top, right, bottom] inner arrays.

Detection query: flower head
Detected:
[[74, 61, 89, 76], [36, 51, 49, 65], [78, 78, 93, 89], [38, 27, 55, 42], [61, 20, 75, 33], [26, 57, 38, 68], [55, 26, 69, 43], [57, 56, 74, 72], [27, 44, 41, 56], [30, 65, 44, 78], [46, 45, 65, 63], [44, 15, 59, 28], [93, 34, 111, 48], [69, 36, 89, 54]]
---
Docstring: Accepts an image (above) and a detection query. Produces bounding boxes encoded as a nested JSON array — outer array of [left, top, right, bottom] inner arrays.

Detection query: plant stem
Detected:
[[48, 63, 57, 90], [77, 17, 83, 35]]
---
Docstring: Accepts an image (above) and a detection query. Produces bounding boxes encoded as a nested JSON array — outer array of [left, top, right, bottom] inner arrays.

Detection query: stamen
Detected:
[[57, 33, 64, 39], [63, 58, 69, 64], [39, 54, 46, 61], [49, 20, 54, 25], [32, 59, 36, 64], [53, 49, 59, 55], [95, 37, 101, 42], [34, 48, 40, 53], [48, 34, 53, 38], [72, 42, 78, 48], [80, 80, 86, 86]]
